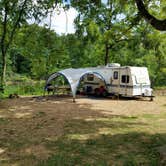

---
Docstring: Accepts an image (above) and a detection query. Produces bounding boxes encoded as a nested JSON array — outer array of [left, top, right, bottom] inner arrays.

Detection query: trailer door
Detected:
[[111, 70, 120, 94], [115, 67, 130, 96]]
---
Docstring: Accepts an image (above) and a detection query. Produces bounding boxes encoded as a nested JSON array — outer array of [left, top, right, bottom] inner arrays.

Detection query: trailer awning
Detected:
[[45, 68, 107, 99]]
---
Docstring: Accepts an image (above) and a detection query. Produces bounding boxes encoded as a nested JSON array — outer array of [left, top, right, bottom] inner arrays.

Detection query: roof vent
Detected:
[[106, 63, 121, 67]]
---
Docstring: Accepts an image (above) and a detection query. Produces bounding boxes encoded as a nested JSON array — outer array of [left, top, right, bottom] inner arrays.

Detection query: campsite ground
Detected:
[[0, 95, 166, 166]]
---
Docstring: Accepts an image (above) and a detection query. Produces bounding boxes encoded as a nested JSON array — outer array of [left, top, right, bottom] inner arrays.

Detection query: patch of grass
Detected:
[[38, 153, 82, 166], [4, 75, 45, 97], [142, 114, 159, 119], [0, 118, 9, 124], [4, 83, 45, 97], [0, 136, 30, 150], [154, 86, 166, 90], [0, 152, 37, 166], [40, 131, 165, 166], [35, 111, 46, 117], [40, 113, 166, 166]]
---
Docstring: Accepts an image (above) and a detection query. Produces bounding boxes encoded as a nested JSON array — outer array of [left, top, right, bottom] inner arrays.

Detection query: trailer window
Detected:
[[113, 71, 118, 79], [121, 75, 129, 83], [87, 74, 94, 81]]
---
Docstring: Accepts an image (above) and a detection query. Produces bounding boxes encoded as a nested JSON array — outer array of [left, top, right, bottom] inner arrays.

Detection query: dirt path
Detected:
[[77, 96, 166, 116]]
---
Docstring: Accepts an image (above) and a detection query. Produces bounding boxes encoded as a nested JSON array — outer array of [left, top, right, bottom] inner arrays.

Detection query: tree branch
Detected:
[[135, 0, 166, 31]]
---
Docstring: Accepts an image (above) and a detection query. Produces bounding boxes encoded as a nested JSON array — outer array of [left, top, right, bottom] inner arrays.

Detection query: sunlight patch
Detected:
[[14, 112, 32, 118], [85, 117, 112, 122], [96, 118, 112, 122], [85, 118, 95, 121], [0, 148, 6, 154], [68, 134, 95, 140], [98, 127, 112, 135], [0, 114, 6, 118], [52, 101, 63, 104], [19, 106, 31, 110], [9, 106, 31, 112], [9, 108, 16, 112]]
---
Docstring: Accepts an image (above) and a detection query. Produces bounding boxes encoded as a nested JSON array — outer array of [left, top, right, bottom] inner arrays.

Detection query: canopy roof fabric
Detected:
[[46, 68, 109, 99]]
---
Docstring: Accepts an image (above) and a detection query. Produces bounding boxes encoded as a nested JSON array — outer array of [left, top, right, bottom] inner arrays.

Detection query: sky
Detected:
[[42, 0, 107, 35], [41, 7, 78, 35]]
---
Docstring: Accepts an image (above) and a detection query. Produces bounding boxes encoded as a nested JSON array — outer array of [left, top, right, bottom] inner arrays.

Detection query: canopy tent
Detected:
[[45, 68, 108, 101]]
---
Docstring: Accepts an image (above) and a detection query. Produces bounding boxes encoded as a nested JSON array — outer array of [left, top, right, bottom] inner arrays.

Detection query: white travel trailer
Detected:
[[45, 63, 153, 101]]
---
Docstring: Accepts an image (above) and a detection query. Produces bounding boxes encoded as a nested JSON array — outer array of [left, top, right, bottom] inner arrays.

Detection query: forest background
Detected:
[[0, 0, 166, 97]]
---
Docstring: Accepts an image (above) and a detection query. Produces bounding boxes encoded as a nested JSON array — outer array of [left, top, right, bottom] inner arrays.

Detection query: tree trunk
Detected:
[[0, 0, 28, 94], [0, 3, 8, 93], [0, 51, 7, 92]]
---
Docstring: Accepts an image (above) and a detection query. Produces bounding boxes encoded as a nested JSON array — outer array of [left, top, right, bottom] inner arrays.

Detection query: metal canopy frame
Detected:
[[45, 68, 107, 101]]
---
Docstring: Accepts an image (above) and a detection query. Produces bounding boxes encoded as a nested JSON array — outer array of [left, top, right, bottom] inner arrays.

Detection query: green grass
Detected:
[[0, 74, 45, 98], [4, 81, 45, 97], [38, 112, 166, 166], [0, 118, 9, 125], [39, 133, 164, 166], [154, 86, 166, 90]]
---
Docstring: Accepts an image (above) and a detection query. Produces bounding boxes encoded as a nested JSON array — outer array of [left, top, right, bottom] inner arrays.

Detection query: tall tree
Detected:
[[72, 0, 141, 65], [135, 0, 166, 31], [0, 0, 58, 93]]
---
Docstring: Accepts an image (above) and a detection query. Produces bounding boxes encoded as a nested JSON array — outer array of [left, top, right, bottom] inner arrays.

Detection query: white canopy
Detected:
[[46, 68, 108, 100]]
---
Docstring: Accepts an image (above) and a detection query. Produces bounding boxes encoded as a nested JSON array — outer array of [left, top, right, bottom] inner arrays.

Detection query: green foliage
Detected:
[[11, 24, 72, 79], [71, 0, 166, 86], [4, 74, 45, 96], [0, 0, 165, 93]]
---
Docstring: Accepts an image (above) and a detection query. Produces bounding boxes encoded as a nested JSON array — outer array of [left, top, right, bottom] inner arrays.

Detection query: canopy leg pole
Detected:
[[73, 97, 76, 102]]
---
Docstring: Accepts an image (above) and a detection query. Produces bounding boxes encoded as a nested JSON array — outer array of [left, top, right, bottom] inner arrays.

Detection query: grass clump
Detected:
[[4, 74, 45, 97]]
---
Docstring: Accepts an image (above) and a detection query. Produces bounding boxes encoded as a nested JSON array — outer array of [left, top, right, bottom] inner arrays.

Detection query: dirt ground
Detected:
[[0, 95, 166, 165]]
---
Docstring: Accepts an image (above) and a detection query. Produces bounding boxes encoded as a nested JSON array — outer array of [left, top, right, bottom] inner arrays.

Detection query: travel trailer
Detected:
[[45, 63, 153, 101]]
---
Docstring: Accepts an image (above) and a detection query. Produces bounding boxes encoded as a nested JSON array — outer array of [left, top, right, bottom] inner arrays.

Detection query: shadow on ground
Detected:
[[41, 131, 166, 166], [0, 96, 165, 166], [40, 115, 166, 166]]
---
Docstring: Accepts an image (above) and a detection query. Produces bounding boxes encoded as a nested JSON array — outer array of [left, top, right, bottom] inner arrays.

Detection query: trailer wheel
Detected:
[[94, 88, 100, 96], [102, 90, 108, 97]]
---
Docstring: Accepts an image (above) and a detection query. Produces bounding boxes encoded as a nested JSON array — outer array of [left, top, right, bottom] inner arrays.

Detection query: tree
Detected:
[[135, 0, 166, 31], [72, 0, 142, 65], [0, 0, 28, 92], [12, 24, 71, 79], [0, 0, 58, 93], [71, 0, 166, 31]]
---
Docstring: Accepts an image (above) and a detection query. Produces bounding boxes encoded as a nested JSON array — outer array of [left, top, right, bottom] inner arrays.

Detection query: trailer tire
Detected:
[[102, 90, 108, 97], [94, 88, 101, 96]]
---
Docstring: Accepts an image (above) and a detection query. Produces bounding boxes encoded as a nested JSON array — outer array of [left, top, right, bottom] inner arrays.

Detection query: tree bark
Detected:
[[0, 3, 8, 92], [135, 0, 166, 31]]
